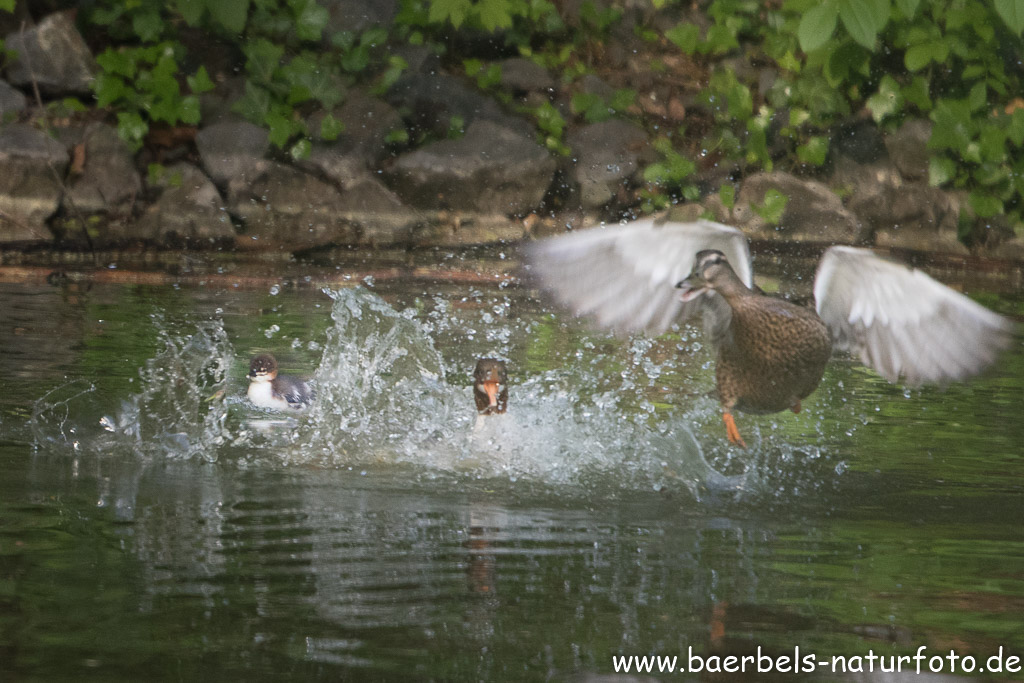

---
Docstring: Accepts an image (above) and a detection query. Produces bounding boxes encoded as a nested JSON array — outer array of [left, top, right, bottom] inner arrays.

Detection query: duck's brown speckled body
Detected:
[[718, 293, 831, 416]]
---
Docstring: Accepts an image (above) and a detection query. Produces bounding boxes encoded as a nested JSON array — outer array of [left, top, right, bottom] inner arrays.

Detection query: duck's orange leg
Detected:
[[722, 412, 747, 449], [791, 400, 801, 414]]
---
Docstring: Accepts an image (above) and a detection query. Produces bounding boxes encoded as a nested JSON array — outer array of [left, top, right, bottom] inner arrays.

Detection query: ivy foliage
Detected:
[[23, 0, 1024, 235], [666, 0, 1024, 232]]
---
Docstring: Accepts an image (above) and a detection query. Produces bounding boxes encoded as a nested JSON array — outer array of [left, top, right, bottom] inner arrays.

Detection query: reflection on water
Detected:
[[1, 275, 1023, 681]]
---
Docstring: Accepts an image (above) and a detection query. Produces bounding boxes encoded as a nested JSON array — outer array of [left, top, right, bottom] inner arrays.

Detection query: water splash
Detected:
[[26, 286, 831, 500], [31, 317, 235, 462]]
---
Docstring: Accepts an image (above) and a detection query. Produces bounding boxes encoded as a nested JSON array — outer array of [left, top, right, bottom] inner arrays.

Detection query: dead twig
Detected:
[[19, 18, 97, 263]]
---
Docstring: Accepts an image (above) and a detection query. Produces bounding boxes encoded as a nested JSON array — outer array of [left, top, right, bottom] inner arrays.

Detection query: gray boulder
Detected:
[[4, 12, 96, 96], [134, 163, 235, 246], [499, 58, 556, 93], [566, 120, 652, 210], [834, 154, 966, 254], [730, 171, 866, 244], [300, 92, 404, 185], [195, 120, 270, 188], [0, 124, 68, 242], [227, 162, 359, 249], [335, 172, 425, 245], [0, 80, 27, 121], [387, 73, 534, 139], [66, 123, 142, 214], [412, 213, 527, 247], [884, 119, 932, 182], [384, 119, 556, 215]]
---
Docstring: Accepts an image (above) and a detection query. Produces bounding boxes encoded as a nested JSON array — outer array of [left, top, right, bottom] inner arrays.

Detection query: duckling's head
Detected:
[[473, 358, 508, 415], [248, 353, 279, 383], [676, 250, 746, 301]]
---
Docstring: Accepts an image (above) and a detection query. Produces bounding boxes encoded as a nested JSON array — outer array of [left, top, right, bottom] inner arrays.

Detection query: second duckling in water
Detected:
[[247, 353, 315, 411], [473, 358, 508, 416]]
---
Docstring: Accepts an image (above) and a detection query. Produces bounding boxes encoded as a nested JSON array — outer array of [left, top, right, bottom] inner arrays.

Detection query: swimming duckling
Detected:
[[473, 358, 508, 416], [529, 218, 1015, 447], [247, 353, 315, 411]]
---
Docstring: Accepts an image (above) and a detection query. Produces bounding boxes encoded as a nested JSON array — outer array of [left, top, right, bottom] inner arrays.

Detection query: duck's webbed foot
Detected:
[[722, 412, 747, 449], [791, 400, 801, 414]]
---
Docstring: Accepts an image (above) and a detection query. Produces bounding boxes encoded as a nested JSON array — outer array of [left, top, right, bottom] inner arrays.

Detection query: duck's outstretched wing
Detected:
[[526, 219, 752, 336], [814, 246, 1015, 386]]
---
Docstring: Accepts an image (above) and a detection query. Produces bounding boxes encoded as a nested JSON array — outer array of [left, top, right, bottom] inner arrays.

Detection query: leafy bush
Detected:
[[58, 0, 1024, 238], [665, 0, 1024, 234]]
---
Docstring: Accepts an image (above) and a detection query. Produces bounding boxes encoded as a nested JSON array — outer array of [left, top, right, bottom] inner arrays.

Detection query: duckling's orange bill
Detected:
[[482, 380, 500, 408]]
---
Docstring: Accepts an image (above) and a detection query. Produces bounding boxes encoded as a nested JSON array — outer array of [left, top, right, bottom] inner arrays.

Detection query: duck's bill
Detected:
[[676, 276, 706, 303], [482, 381, 500, 407]]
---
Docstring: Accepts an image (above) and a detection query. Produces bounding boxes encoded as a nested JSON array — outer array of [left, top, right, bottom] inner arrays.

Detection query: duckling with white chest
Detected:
[[247, 353, 315, 411]]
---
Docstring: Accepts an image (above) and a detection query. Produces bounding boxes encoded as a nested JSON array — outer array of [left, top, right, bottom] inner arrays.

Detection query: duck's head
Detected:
[[248, 353, 279, 383], [473, 358, 508, 415], [676, 249, 744, 301]]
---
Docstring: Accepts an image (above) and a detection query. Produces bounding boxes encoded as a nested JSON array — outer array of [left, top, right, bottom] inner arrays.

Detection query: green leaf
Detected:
[[974, 162, 1009, 186], [753, 189, 789, 225], [244, 39, 285, 83], [797, 136, 829, 165], [798, 2, 838, 52], [866, 74, 902, 123], [132, 11, 164, 42], [209, 0, 250, 34], [610, 89, 635, 112], [266, 111, 294, 147], [904, 44, 930, 71], [319, 113, 345, 141], [116, 111, 148, 151], [187, 66, 215, 95], [968, 81, 987, 112], [361, 27, 388, 46], [96, 49, 137, 78], [477, 0, 514, 31], [175, 0, 205, 25], [928, 99, 975, 154], [294, 0, 329, 41], [839, 0, 888, 50], [0, 0, 15, 10], [665, 23, 700, 54], [233, 82, 271, 123], [94, 72, 132, 108], [893, 0, 919, 18], [290, 137, 312, 161], [704, 24, 740, 54], [58, 97, 88, 113], [1008, 108, 1024, 146], [961, 64, 986, 80], [385, 128, 409, 145], [341, 45, 370, 72], [719, 183, 736, 210], [969, 190, 1003, 217], [429, 0, 472, 27], [979, 125, 1006, 162], [902, 76, 932, 111], [179, 95, 201, 124], [994, 0, 1024, 34], [928, 156, 956, 186]]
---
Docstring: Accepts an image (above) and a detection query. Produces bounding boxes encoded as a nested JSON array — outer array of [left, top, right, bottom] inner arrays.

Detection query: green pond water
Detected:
[[1, 254, 1022, 682]]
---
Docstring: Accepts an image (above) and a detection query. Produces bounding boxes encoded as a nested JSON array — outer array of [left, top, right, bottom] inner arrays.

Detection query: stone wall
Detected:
[[1, 8, 1022, 261]]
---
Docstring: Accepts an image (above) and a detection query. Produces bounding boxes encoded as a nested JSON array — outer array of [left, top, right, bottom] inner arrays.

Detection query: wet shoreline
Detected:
[[1, 239, 1022, 293]]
